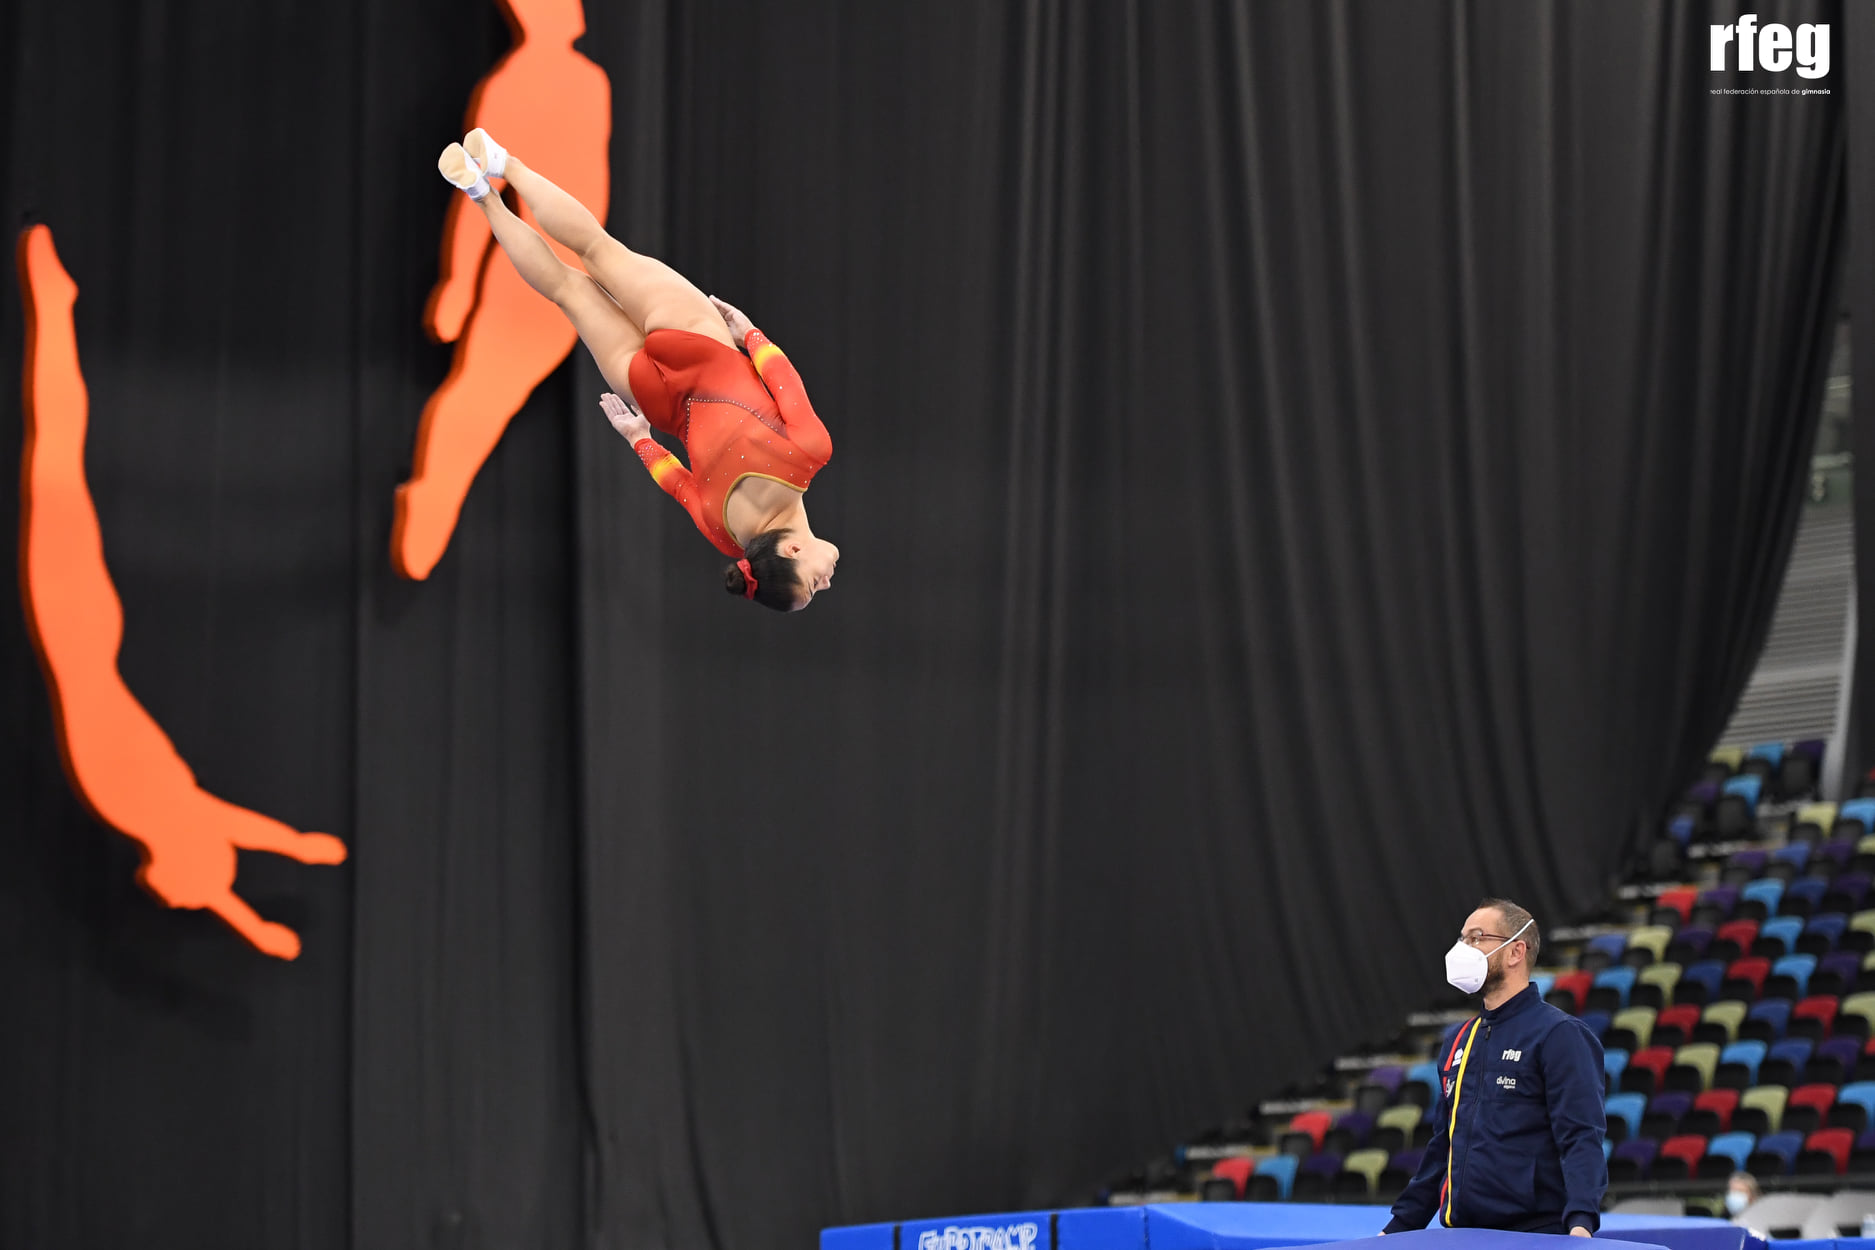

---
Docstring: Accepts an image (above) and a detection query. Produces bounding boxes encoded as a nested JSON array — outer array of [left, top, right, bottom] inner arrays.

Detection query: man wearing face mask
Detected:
[[1382, 899, 1607, 1239]]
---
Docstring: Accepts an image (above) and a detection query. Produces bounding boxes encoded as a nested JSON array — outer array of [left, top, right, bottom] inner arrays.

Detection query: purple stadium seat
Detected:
[[1389, 1149, 1425, 1175], [1820, 1037, 1862, 1070], [1822, 951, 1864, 985], [1731, 851, 1769, 877], [1365, 1066, 1405, 1094], [1688, 780, 1722, 806], [1302, 1153, 1344, 1177], [1612, 1138, 1659, 1178], [1334, 1113, 1374, 1147], [1815, 843, 1857, 872], [1700, 887, 1741, 918]]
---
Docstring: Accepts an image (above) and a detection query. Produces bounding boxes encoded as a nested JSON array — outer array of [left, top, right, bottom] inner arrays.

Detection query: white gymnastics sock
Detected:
[[437, 143, 490, 200], [464, 128, 508, 180]]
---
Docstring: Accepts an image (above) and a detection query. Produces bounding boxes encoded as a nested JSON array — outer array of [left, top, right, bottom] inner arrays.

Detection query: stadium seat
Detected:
[[1827, 880, 1873, 924], [1802, 915, 1849, 959], [1742, 999, 1792, 1043], [1786, 1084, 1838, 1136], [1549, 972, 1593, 1014], [1727, 853, 1771, 891], [1830, 1083, 1875, 1134], [1612, 1007, 1657, 1051], [1800, 1128, 1855, 1175], [1701, 1000, 1749, 1046], [1841, 994, 1875, 1041], [1323, 1112, 1373, 1156], [1668, 928, 1716, 969], [1606, 1092, 1647, 1143], [1715, 920, 1761, 963], [1533, 973, 1556, 1000], [1654, 1002, 1701, 1048], [1626, 926, 1673, 967], [1774, 842, 1813, 875], [1696, 889, 1740, 927], [1726, 774, 1765, 805], [1624, 1047, 1676, 1096], [1820, 951, 1867, 999], [1785, 879, 1829, 919], [1655, 1133, 1707, 1181], [1723, 956, 1771, 1001], [1377, 1104, 1423, 1139], [1679, 959, 1726, 1007], [1750, 742, 1786, 767], [1748, 1130, 1806, 1176], [1253, 1154, 1298, 1200], [1591, 967, 1638, 1013], [1740, 1086, 1791, 1136], [1582, 933, 1627, 972], [1799, 802, 1840, 834], [1603, 1049, 1629, 1094], [1842, 799, 1875, 833], [1636, 963, 1682, 1011], [1668, 814, 1699, 848], [1707, 1131, 1758, 1172], [1401, 1063, 1439, 1108], [1742, 880, 1785, 921], [1768, 953, 1818, 1000], [1291, 1153, 1342, 1200], [1656, 888, 1700, 925], [1581, 1011, 1613, 1043], [1712, 747, 1745, 772], [1856, 1132, 1875, 1177], [1717, 1039, 1768, 1089], [1377, 1150, 1423, 1198], [1693, 1088, 1741, 1135], [1809, 1037, 1862, 1086], [1609, 1138, 1658, 1182], [1790, 996, 1839, 1043], [1340, 1148, 1390, 1196], [1668, 1043, 1720, 1093], [1765, 1038, 1816, 1088], [1209, 1157, 1253, 1198], [1758, 917, 1807, 959], [1642, 1091, 1694, 1140]]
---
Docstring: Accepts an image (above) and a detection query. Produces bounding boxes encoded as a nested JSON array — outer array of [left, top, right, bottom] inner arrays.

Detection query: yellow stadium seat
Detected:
[[1797, 802, 1838, 833], [1672, 1043, 1720, 1091], [1639, 963, 1683, 997], [1342, 1148, 1389, 1194], [1613, 1007, 1658, 1049], [1626, 926, 1673, 964], [1710, 747, 1745, 771], [1701, 1001, 1748, 1042], [1740, 1085, 1789, 1133], [1840, 994, 1875, 1038], [1377, 1105, 1423, 1137]]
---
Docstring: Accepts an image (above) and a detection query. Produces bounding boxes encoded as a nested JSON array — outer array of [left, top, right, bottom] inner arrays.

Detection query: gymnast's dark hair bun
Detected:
[[723, 528, 801, 612]]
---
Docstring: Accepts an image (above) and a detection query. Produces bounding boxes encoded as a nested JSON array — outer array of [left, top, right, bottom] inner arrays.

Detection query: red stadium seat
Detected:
[[1695, 1088, 1740, 1132], [1794, 997, 1839, 1037], [1658, 1004, 1704, 1038], [1552, 972, 1594, 1013], [1657, 888, 1699, 924], [1629, 1047, 1676, 1086], [1210, 1156, 1253, 1197], [1290, 1111, 1332, 1150], [1791, 1084, 1839, 1117], [1659, 1134, 1708, 1173], [1726, 957, 1772, 995], [1805, 1127, 1854, 1174], [1718, 920, 1762, 953]]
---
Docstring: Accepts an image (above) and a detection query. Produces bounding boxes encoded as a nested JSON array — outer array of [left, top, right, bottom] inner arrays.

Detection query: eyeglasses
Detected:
[[1458, 931, 1515, 949]]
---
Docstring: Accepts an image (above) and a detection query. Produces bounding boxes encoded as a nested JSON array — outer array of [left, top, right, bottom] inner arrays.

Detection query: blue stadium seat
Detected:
[[1255, 1154, 1298, 1199], [1746, 1000, 1792, 1039], [1750, 1130, 1805, 1174], [1769, 1037, 1815, 1072], [1605, 1049, 1630, 1089], [1707, 1132, 1756, 1171], [1588, 934, 1629, 964], [1602, 1138, 1613, 1162], [1533, 973, 1556, 999], [1773, 844, 1812, 873], [1606, 1093, 1647, 1140], [1837, 1083, 1875, 1129], [1785, 878, 1829, 913], [1725, 775, 1765, 807], [1772, 953, 1818, 997], [1594, 967, 1637, 1009], [1841, 799, 1875, 831], [1743, 880, 1785, 917], [1749, 742, 1786, 767], [1760, 917, 1806, 957], [1581, 1011, 1612, 1039], [1720, 1040, 1768, 1085], [1806, 914, 1848, 950], [1681, 961, 1727, 1001]]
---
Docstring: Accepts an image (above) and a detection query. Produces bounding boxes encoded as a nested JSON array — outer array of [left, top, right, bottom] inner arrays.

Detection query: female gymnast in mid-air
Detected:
[[437, 129, 840, 611]]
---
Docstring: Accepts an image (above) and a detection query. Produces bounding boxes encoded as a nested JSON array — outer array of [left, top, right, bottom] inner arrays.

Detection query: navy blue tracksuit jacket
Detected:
[[1385, 983, 1609, 1236]]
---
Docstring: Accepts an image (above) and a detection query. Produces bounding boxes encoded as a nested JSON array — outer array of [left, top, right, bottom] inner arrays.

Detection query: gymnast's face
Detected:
[[783, 535, 840, 609]]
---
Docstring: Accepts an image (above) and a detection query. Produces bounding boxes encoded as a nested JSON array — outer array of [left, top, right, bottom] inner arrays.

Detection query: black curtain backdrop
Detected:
[[0, 2, 1843, 1249]]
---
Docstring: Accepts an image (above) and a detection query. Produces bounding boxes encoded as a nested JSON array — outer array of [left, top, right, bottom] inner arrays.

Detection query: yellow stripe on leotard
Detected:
[[649, 454, 683, 489], [751, 342, 784, 373]]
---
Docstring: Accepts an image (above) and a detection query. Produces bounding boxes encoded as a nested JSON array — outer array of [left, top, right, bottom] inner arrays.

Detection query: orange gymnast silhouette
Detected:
[[392, 0, 610, 579], [17, 225, 347, 960]]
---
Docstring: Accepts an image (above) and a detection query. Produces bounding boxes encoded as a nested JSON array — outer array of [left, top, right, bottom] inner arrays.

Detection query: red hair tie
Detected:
[[736, 557, 758, 599]]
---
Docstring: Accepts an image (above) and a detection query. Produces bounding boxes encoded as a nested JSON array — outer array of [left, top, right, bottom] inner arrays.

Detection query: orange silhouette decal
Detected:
[[17, 225, 348, 960], [392, 0, 610, 579]]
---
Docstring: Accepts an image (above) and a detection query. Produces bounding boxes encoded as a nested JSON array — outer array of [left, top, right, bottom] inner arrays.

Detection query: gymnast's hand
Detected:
[[600, 392, 650, 442], [709, 295, 755, 344]]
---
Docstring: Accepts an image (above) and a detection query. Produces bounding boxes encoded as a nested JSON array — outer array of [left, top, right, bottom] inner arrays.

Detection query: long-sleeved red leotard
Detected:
[[625, 326, 832, 557]]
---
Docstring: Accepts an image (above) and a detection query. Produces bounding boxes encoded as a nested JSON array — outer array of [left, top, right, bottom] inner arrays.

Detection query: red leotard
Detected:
[[625, 326, 832, 556]]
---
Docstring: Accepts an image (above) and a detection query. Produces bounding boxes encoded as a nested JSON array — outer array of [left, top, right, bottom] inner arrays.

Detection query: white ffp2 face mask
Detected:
[[1444, 918, 1534, 994]]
